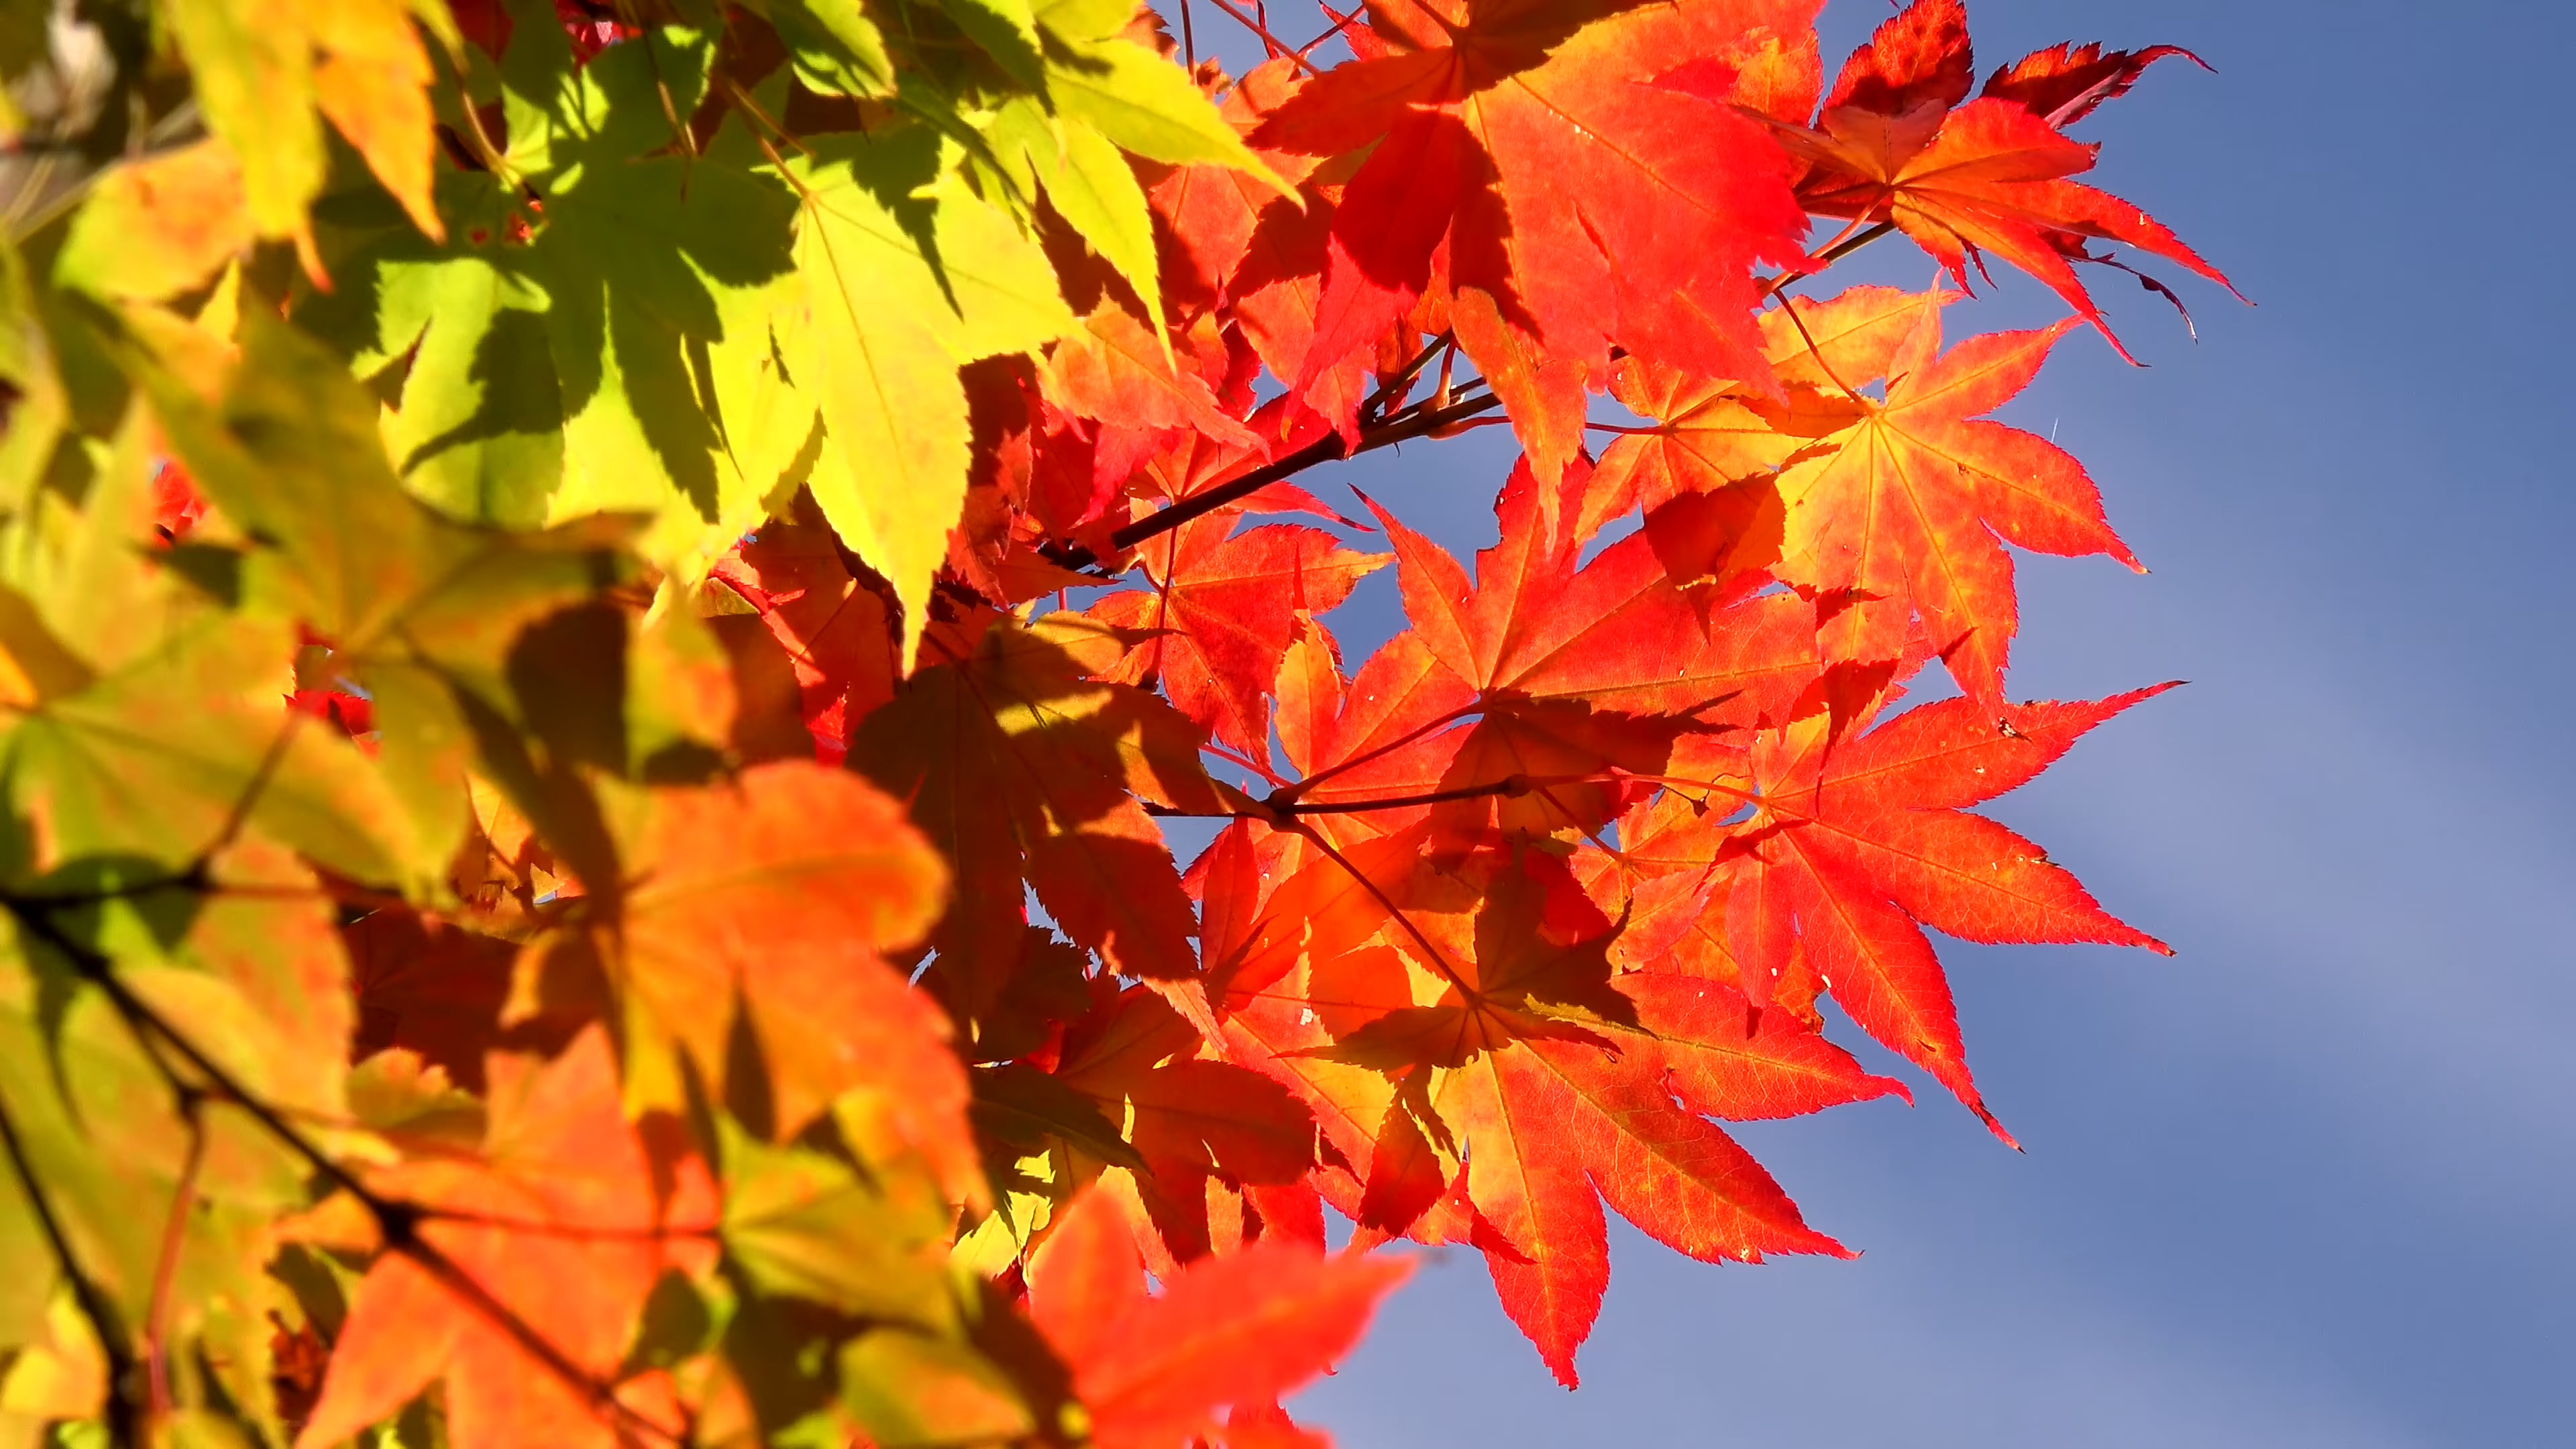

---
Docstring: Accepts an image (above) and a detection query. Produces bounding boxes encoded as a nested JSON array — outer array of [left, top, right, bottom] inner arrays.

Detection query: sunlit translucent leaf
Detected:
[[376, 253, 564, 529], [0, 902, 321, 1436], [0, 608, 414, 883], [52, 142, 249, 303], [1041, 31, 1288, 195], [720, 1124, 955, 1323], [1028, 1187, 1409, 1448], [839, 1326, 1040, 1449], [0, 0, 2225, 1432], [294, 1028, 715, 1449], [784, 129, 1073, 669], [762, 0, 897, 97], [989, 96, 1167, 331], [166, 0, 445, 249]]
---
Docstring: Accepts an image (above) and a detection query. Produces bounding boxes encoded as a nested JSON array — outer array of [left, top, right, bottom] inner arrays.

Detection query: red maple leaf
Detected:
[[1354, 460, 1818, 843], [1026, 1186, 1409, 1449], [1651, 676, 2175, 1138], [1644, 286, 2146, 706], [1049, 983, 1321, 1265], [1086, 518, 1387, 767], [48, 1, 2242, 1435], [1299, 850, 1857, 1383], [710, 515, 898, 765], [1252, 0, 1813, 484], [1980, 41, 2208, 128], [851, 613, 1231, 989], [1758, 0, 2238, 354]]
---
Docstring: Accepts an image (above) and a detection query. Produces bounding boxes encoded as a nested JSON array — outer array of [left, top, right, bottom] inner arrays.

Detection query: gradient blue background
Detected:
[[1175, 1, 2576, 1442]]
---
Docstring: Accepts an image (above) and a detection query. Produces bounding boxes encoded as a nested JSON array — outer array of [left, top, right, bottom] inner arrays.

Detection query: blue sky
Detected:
[[1203, 1, 2576, 1442]]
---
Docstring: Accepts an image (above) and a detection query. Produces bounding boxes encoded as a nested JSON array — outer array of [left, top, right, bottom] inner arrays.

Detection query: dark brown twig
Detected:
[[3, 902, 686, 1448], [1142, 773, 1532, 819], [1201, 0, 1322, 74], [1054, 387, 1506, 573], [1760, 220, 1898, 299], [0, 1086, 139, 1443]]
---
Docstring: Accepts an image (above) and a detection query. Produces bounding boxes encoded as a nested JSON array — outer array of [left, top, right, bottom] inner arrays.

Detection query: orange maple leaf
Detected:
[[295, 1029, 713, 1449], [1752, 288, 2142, 704]]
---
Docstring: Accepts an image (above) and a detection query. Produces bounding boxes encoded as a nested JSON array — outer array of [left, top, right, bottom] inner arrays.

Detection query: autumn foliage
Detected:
[[0, 0, 2229, 1443]]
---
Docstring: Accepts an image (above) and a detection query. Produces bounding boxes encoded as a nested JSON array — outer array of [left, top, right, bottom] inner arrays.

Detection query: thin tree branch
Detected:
[[1279, 777, 1534, 815], [431, 39, 520, 189], [632, 6, 701, 159], [1296, 3, 1364, 57], [1792, 213, 1877, 274], [199, 710, 311, 865], [1618, 771, 1783, 821], [1201, 0, 1320, 74], [1056, 388, 1509, 572], [1288, 820, 1477, 997], [380, 1208, 720, 1243], [3, 902, 685, 1448], [1047, 215, 1875, 581], [712, 72, 814, 162], [0, 1083, 139, 1444], [1758, 220, 1898, 299], [1361, 331, 1455, 425], [1270, 702, 1479, 805], [1145, 531, 1180, 690], [1772, 288, 1866, 400], [1144, 773, 1532, 819], [1520, 776, 1610, 843], [1198, 738, 1289, 788]]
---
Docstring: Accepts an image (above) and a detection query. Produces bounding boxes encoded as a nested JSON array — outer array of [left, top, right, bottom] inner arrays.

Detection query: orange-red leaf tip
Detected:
[[1970, 1100, 2025, 1152]]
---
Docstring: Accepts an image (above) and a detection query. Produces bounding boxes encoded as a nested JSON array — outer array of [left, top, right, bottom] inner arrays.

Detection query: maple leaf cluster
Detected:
[[0, 0, 2232, 1443]]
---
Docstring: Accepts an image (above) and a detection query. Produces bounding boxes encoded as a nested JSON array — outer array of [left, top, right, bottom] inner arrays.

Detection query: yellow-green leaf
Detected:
[[993, 99, 1165, 331], [0, 925, 310, 1433], [760, 0, 898, 97], [720, 1124, 956, 1323], [841, 1328, 1038, 1449], [1046, 38, 1291, 195], [0, 613, 417, 885], [164, 0, 321, 247], [165, 0, 446, 250], [52, 142, 250, 303], [942, 0, 1046, 91], [379, 254, 563, 529], [786, 131, 1072, 668], [301, 0, 445, 239]]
